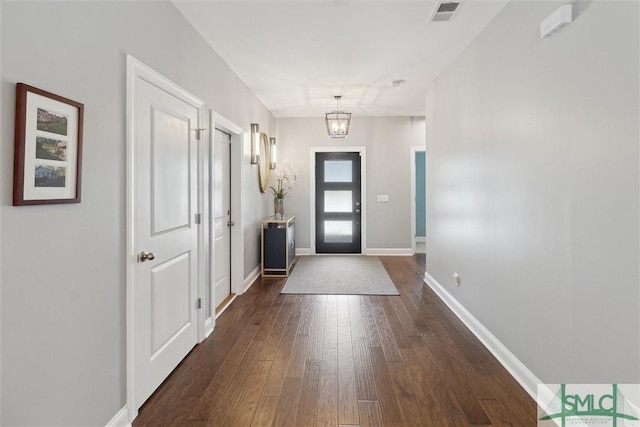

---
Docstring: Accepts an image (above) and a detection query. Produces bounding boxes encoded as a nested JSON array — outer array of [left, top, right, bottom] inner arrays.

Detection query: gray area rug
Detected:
[[280, 256, 400, 295]]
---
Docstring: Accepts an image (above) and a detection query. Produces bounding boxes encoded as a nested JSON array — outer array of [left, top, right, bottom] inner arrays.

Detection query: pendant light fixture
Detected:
[[325, 95, 351, 138]]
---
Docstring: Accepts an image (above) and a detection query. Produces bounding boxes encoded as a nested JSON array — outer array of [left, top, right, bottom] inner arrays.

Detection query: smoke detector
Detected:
[[429, 2, 462, 23]]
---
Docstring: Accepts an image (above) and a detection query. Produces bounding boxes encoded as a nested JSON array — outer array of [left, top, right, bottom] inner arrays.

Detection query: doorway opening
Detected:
[[411, 147, 426, 254]]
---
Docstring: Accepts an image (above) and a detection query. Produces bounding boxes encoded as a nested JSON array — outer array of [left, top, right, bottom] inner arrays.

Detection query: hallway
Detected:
[[133, 255, 536, 426]]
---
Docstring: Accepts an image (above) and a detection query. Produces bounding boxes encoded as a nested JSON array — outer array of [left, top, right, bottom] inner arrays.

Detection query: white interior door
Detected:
[[132, 77, 201, 408], [212, 128, 231, 310]]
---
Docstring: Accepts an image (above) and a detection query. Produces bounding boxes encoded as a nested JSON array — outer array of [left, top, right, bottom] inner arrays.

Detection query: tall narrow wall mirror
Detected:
[[258, 132, 271, 193]]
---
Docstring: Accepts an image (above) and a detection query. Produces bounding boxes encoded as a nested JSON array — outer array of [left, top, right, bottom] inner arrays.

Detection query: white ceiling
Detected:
[[172, 0, 509, 118]]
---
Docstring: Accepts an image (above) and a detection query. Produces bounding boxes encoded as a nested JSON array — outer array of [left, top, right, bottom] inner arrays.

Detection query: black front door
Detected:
[[315, 152, 362, 254]]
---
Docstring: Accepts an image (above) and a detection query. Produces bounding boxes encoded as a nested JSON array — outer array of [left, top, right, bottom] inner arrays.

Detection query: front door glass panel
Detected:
[[324, 160, 352, 182], [324, 220, 353, 243], [324, 190, 352, 213]]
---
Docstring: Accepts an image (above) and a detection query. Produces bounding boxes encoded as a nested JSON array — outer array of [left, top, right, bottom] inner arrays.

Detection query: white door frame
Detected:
[[206, 111, 244, 336], [309, 146, 367, 255], [410, 146, 426, 255], [125, 56, 205, 421]]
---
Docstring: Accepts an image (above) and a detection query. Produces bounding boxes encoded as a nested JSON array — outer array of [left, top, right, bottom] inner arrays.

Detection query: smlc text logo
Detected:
[[537, 384, 640, 427]]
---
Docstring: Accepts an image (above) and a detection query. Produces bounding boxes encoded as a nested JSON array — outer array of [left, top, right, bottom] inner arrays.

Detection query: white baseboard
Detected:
[[215, 294, 237, 319], [366, 248, 413, 256], [295, 248, 312, 256], [424, 271, 541, 400], [242, 265, 261, 294], [204, 317, 214, 338], [106, 405, 131, 427]]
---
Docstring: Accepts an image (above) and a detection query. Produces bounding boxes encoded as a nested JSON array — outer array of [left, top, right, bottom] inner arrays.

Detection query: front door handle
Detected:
[[138, 251, 155, 262]]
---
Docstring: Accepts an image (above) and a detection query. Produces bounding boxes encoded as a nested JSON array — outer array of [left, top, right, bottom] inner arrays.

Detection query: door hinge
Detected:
[[197, 298, 202, 309], [192, 128, 206, 140], [195, 213, 201, 224]]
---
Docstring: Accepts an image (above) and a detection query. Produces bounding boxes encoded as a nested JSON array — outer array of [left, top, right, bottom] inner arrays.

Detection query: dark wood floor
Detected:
[[133, 255, 537, 426]]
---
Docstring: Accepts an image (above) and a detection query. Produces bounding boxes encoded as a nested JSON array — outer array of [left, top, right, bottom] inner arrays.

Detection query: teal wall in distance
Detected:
[[415, 151, 426, 237]]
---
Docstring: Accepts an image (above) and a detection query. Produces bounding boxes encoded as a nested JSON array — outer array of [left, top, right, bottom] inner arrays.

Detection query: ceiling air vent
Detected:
[[430, 2, 462, 22]]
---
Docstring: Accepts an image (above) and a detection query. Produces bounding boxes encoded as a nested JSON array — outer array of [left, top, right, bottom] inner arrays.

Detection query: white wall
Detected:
[[276, 116, 425, 253], [426, 1, 639, 383], [1, 1, 272, 425], [243, 117, 277, 278]]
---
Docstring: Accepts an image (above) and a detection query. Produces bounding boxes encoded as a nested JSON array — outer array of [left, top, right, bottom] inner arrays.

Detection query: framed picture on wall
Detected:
[[13, 83, 84, 205]]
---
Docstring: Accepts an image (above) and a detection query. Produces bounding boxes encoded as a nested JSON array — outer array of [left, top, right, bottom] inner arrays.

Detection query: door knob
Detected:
[[227, 220, 235, 227], [138, 251, 155, 262]]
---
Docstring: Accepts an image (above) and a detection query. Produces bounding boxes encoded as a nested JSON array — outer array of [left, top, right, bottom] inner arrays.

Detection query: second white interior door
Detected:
[[212, 128, 231, 310]]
